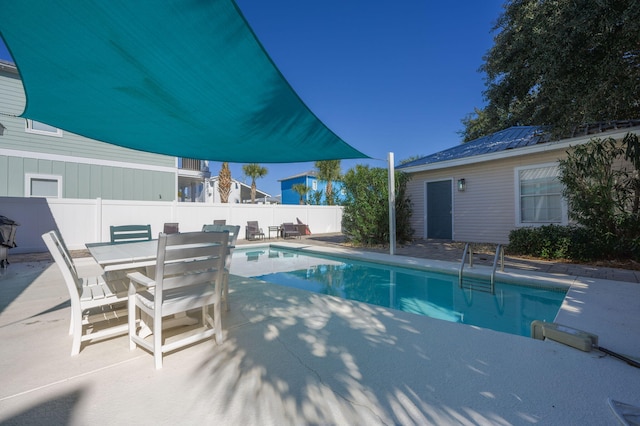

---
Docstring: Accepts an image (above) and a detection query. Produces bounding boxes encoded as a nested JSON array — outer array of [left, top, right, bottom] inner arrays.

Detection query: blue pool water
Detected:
[[231, 247, 567, 337]]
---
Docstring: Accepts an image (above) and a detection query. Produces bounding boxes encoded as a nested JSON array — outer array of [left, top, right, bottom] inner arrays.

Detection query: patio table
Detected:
[[268, 226, 281, 239], [86, 240, 158, 271]]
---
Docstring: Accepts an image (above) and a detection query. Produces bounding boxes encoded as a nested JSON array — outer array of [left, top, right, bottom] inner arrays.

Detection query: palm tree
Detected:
[[217, 162, 232, 203], [291, 183, 311, 205], [315, 160, 341, 205], [242, 163, 268, 203]]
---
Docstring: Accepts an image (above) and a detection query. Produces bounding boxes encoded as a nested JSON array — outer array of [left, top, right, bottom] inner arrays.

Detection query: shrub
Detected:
[[341, 165, 413, 246], [508, 225, 602, 262]]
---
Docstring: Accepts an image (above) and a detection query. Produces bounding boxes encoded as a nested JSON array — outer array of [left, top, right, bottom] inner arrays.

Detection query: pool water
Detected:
[[230, 247, 567, 337]]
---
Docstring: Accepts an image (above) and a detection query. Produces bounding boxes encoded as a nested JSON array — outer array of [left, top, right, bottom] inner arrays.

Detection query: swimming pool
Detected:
[[230, 247, 567, 337]]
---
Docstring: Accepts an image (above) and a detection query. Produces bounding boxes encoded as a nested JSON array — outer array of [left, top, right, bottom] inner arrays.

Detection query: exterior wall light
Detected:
[[457, 178, 466, 192]]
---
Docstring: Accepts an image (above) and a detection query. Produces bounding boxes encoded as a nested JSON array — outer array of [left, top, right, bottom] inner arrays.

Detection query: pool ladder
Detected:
[[458, 243, 504, 294]]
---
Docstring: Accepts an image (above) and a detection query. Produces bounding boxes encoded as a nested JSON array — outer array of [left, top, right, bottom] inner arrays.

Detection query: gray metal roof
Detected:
[[398, 126, 549, 169]]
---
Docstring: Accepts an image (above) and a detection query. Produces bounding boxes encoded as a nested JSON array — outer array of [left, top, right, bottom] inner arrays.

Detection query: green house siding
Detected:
[[1, 65, 176, 201], [0, 155, 175, 200]]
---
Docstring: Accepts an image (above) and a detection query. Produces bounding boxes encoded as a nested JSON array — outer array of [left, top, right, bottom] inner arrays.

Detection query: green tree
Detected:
[[242, 163, 268, 203], [341, 165, 413, 245], [217, 162, 232, 203], [463, 0, 640, 139], [558, 133, 640, 259], [291, 183, 311, 205], [314, 160, 341, 205]]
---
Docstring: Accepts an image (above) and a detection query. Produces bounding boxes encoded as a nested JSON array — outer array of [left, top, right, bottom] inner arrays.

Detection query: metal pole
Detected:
[[388, 152, 396, 255]]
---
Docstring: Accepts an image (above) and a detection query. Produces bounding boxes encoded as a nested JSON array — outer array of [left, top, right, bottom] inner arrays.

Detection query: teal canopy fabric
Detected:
[[0, 0, 368, 163]]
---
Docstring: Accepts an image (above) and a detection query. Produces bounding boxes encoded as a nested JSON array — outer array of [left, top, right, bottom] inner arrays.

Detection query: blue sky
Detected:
[[0, 1, 504, 197]]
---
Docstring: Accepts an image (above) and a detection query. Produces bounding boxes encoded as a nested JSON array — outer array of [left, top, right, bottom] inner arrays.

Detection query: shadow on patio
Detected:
[[1, 260, 638, 424]]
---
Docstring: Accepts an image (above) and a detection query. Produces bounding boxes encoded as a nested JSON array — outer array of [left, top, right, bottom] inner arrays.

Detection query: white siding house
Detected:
[[203, 176, 271, 204], [398, 124, 640, 244]]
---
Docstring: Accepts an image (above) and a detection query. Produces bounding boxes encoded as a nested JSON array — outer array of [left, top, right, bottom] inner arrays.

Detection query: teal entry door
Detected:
[[426, 180, 452, 239]]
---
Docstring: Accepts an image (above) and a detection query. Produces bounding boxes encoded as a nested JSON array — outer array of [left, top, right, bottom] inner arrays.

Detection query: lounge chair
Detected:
[[42, 230, 129, 356], [127, 231, 229, 369], [202, 224, 240, 310], [110, 224, 152, 244], [163, 222, 179, 234], [282, 222, 301, 239], [296, 217, 311, 235], [245, 221, 265, 240]]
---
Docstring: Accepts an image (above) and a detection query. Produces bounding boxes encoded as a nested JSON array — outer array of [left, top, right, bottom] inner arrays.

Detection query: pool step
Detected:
[[460, 278, 494, 294], [458, 243, 504, 295]]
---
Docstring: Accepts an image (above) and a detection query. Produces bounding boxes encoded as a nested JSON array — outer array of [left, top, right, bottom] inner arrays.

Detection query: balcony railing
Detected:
[[180, 158, 207, 172]]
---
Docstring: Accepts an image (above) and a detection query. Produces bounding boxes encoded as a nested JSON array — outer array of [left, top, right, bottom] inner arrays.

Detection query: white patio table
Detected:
[[85, 240, 158, 271]]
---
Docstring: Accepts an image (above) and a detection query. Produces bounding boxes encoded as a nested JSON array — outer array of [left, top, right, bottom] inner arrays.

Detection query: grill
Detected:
[[0, 215, 19, 268]]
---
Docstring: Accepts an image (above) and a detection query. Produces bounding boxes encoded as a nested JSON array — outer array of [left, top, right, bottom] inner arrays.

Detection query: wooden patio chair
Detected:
[[202, 224, 240, 310], [110, 224, 152, 244], [245, 221, 265, 240], [127, 231, 229, 369], [42, 230, 129, 356], [281, 222, 301, 239]]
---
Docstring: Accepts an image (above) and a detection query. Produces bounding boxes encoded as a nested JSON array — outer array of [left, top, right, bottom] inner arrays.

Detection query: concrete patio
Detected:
[[0, 237, 639, 425]]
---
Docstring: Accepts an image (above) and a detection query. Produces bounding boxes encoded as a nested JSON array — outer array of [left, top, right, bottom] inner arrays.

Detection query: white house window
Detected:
[[25, 174, 62, 198], [516, 164, 566, 225], [312, 180, 318, 191], [25, 119, 63, 137]]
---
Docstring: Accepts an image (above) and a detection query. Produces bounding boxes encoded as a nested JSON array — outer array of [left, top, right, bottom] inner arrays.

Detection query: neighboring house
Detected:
[[0, 60, 176, 201], [279, 171, 345, 205], [397, 123, 640, 244], [177, 158, 210, 202], [203, 175, 271, 204]]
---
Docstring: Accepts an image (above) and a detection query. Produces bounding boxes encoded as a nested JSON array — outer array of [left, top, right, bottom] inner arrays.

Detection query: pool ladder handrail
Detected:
[[459, 243, 504, 294], [458, 243, 473, 285], [490, 244, 505, 286]]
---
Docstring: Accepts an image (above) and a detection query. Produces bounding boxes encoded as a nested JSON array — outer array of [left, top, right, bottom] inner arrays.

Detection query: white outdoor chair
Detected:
[[202, 224, 240, 311], [127, 231, 229, 369], [42, 230, 129, 356]]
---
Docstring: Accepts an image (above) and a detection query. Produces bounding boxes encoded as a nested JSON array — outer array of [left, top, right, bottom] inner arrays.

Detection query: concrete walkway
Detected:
[[1, 234, 639, 425]]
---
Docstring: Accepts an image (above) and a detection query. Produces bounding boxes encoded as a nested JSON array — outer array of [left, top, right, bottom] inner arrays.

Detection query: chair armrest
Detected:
[[127, 271, 156, 289]]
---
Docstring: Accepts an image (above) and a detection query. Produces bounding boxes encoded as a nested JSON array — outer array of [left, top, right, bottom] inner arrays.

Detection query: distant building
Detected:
[[177, 158, 210, 202], [204, 176, 271, 204], [279, 171, 344, 205]]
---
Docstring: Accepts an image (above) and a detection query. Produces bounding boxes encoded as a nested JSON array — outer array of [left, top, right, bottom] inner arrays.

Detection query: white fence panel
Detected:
[[0, 197, 343, 253]]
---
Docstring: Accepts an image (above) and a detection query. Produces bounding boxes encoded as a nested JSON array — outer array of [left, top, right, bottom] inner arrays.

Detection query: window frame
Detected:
[[25, 119, 63, 137], [514, 163, 568, 227], [24, 173, 63, 198]]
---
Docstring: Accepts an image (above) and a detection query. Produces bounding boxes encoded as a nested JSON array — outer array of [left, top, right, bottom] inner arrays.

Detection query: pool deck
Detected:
[[1, 235, 639, 425]]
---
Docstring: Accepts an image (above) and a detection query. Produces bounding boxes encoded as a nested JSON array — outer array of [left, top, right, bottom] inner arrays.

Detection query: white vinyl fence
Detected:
[[0, 197, 343, 253]]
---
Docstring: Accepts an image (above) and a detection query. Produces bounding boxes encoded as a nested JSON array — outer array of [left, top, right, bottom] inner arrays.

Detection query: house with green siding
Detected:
[[0, 60, 178, 201]]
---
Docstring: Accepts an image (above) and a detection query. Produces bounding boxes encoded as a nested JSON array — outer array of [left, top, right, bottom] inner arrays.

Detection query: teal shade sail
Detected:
[[0, 0, 368, 163]]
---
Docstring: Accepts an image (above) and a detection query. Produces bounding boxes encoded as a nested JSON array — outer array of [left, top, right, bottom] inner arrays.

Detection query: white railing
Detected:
[[0, 197, 343, 253]]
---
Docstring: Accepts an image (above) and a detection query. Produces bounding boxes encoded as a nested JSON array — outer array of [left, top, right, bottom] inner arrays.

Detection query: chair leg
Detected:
[[128, 297, 137, 351], [68, 309, 75, 336], [70, 308, 83, 356], [223, 273, 230, 311], [153, 314, 163, 369], [214, 301, 223, 344]]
